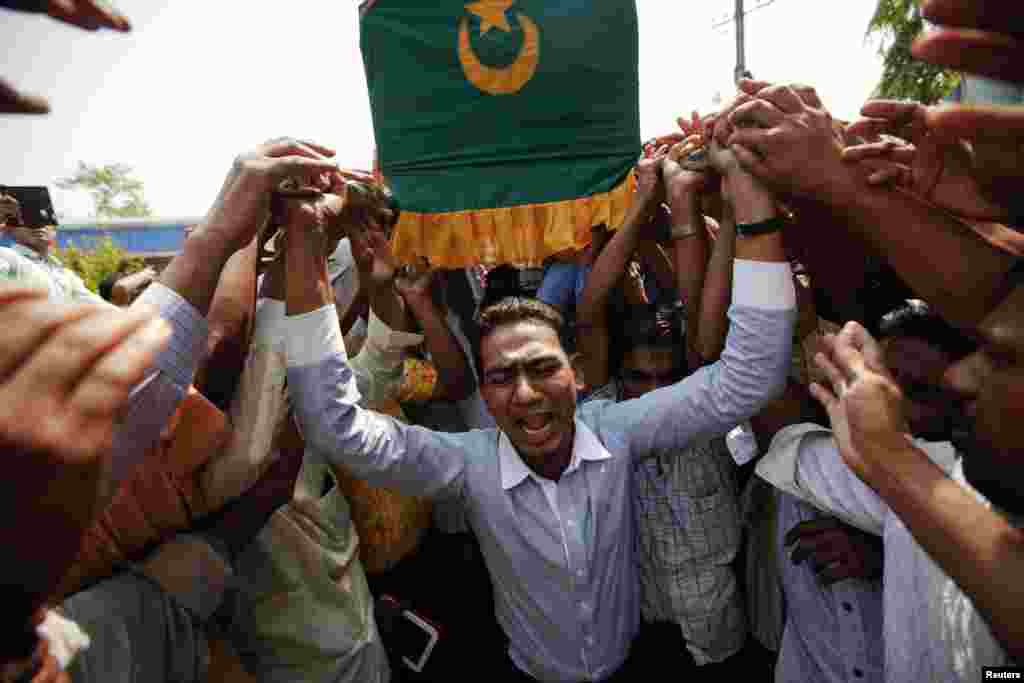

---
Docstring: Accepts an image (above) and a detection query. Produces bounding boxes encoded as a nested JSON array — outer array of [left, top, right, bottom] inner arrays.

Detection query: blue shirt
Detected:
[[284, 260, 796, 682]]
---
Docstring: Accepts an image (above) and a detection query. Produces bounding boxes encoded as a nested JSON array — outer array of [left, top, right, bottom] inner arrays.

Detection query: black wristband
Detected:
[[735, 215, 784, 238]]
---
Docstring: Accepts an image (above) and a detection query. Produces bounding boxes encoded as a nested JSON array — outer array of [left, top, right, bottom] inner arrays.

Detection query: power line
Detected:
[[712, 0, 777, 83]]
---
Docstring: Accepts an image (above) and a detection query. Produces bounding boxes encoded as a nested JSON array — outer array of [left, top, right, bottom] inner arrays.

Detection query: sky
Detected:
[[1, 1, 885, 220]]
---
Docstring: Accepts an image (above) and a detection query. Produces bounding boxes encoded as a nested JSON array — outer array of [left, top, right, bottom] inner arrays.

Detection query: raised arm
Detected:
[[659, 155, 711, 367], [281, 192, 469, 499], [811, 321, 1024, 659], [101, 140, 345, 499], [694, 203, 736, 363], [598, 146, 795, 458], [725, 82, 1016, 330], [396, 267, 476, 401], [576, 153, 664, 389]]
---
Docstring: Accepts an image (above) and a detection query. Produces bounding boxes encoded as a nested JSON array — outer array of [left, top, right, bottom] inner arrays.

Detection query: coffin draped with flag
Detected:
[[361, 0, 640, 267]]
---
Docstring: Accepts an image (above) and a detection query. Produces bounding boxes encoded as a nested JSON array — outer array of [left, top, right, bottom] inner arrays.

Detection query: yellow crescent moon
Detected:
[[458, 12, 540, 96]]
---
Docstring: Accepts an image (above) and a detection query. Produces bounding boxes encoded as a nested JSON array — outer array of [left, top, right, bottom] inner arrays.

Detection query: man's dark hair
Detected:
[[98, 273, 118, 302], [475, 296, 565, 378], [610, 303, 686, 377], [878, 300, 976, 359]]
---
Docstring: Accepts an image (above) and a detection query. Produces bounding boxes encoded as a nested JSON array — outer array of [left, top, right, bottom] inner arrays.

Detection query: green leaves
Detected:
[[56, 162, 153, 219], [55, 236, 143, 293], [867, 0, 959, 104]]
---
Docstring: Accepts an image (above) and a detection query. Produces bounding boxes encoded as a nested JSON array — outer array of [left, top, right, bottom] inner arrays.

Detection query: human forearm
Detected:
[[158, 227, 237, 316], [837, 186, 1016, 329], [870, 441, 1024, 659], [577, 195, 653, 322], [696, 205, 736, 362], [616, 261, 795, 457], [637, 241, 675, 297], [285, 228, 333, 317], [728, 173, 787, 264], [364, 276, 412, 333], [405, 294, 475, 401], [284, 305, 464, 498], [670, 195, 710, 360]]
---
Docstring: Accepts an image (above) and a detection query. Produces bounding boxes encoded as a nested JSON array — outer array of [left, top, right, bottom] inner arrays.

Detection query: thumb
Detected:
[[913, 29, 1024, 85], [925, 103, 1024, 141]]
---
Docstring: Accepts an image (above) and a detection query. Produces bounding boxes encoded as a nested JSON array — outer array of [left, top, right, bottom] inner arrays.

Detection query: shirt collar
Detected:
[[498, 419, 612, 490], [12, 242, 61, 267]]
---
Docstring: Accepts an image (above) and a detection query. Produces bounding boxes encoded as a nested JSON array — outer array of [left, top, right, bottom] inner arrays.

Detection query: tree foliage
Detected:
[[55, 236, 143, 293], [56, 162, 153, 219], [867, 0, 959, 104]]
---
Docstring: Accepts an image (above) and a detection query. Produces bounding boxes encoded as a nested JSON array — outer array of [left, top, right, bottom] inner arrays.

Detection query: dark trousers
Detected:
[[498, 621, 776, 682]]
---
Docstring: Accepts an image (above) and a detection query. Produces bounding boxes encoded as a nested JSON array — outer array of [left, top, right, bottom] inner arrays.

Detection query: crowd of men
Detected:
[[3, 0, 1024, 682]]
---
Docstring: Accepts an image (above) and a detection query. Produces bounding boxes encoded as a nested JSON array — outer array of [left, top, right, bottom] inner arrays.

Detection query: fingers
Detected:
[[841, 140, 915, 164], [266, 155, 343, 187], [814, 340, 850, 395], [790, 84, 824, 109], [66, 316, 172, 424], [913, 28, 1024, 84], [659, 131, 687, 147], [867, 164, 910, 187], [755, 85, 806, 115], [0, 78, 51, 115], [730, 142, 770, 180], [729, 99, 785, 129], [784, 518, 842, 546], [818, 562, 856, 585], [0, 296, 98, 381], [18, 305, 163, 402], [859, 99, 925, 126], [808, 381, 838, 414], [920, 0, 1024, 38], [925, 103, 1024, 141], [0, 304, 170, 463], [47, 0, 131, 32], [737, 78, 774, 96], [837, 320, 887, 369], [261, 138, 335, 159]]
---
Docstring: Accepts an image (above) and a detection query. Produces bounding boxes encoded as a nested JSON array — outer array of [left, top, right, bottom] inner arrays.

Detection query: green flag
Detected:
[[361, 0, 640, 267]]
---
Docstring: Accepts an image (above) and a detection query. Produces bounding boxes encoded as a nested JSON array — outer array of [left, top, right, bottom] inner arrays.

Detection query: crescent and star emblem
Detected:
[[458, 0, 540, 96]]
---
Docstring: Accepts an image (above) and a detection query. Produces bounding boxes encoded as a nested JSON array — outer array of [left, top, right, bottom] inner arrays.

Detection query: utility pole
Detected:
[[713, 0, 776, 84], [734, 0, 746, 84]]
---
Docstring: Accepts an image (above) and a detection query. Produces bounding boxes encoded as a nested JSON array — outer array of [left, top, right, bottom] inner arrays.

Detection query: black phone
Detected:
[[377, 595, 441, 673], [394, 608, 440, 673], [0, 186, 57, 228]]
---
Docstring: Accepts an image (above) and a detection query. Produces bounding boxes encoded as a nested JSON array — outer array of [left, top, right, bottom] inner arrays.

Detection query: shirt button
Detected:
[[843, 602, 853, 613], [854, 669, 863, 678]]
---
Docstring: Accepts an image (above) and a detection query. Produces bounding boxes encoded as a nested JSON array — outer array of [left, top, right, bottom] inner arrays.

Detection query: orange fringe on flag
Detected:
[[390, 172, 636, 268]]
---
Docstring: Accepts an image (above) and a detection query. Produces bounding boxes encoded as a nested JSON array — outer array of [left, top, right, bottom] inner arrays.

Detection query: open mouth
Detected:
[[519, 413, 554, 442]]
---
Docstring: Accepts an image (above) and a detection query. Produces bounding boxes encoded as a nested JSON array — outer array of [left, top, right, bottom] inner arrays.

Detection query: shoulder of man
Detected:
[[0, 245, 28, 279]]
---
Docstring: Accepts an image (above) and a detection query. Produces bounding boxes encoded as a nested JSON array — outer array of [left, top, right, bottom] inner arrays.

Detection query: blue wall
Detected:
[[1, 220, 194, 255]]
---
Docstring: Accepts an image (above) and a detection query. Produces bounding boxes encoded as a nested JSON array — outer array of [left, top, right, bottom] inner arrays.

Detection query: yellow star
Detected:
[[465, 0, 514, 34]]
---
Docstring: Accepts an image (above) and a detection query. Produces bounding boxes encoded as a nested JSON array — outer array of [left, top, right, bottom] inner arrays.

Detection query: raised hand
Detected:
[[785, 517, 883, 585], [45, 0, 131, 31], [0, 285, 170, 627], [394, 259, 436, 304], [201, 138, 344, 256], [724, 80, 854, 201], [809, 322, 911, 486], [914, 0, 1024, 84], [844, 100, 1010, 222], [636, 144, 668, 204]]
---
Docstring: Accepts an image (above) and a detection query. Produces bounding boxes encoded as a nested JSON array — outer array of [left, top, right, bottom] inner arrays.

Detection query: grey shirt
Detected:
[[758, 424, 1015, 683], [285, 260, 796, 682]]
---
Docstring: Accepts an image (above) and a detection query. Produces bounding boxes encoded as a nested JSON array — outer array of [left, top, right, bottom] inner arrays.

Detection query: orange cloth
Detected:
[[54, 388, 230, 601]]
